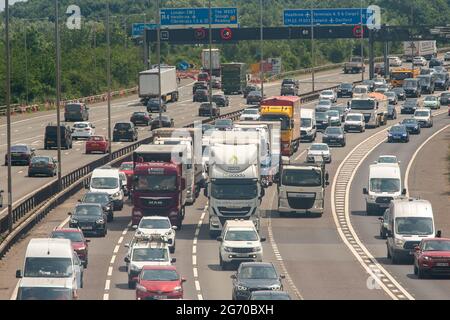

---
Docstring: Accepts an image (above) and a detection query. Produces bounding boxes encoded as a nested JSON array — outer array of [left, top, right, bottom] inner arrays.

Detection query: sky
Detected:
[[0, 0, 27, 12]]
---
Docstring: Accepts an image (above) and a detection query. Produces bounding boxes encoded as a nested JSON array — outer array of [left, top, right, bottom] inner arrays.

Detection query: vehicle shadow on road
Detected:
[[114, 283, 131, 290], [118, 266, 127, 273], [263, 209, 322, 219], [207, 263, 237, 272]]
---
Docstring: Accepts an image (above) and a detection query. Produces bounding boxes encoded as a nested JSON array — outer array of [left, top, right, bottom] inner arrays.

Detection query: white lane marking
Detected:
[[110, 255, 116, 264], [113, 245, 119, 254], [104, 279, 111, 291], [103, 293, 109, 300], [192, 246, 197, 254], [191, 203, 207, 301], [117, 236, 124, 245], [294, 150, 307, 161], [197, 294, 203, 300], [193, 268, 198, 278], [10, 282, 20, 300], [404, 124, 450, 196], [107, 266, 113, 277], [195, 280, 201, 291], [192, 255, 197, 266]]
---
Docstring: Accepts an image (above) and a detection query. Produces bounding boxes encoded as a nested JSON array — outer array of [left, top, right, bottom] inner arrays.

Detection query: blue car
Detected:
[[400, 118, 421, 134], [387, 125, 409, 143]]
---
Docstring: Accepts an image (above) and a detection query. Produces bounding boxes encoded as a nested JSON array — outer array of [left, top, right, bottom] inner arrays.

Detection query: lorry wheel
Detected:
[[414, 265, 418, 275], [128, 279, 136, 289], [391, 253, 399, 265]]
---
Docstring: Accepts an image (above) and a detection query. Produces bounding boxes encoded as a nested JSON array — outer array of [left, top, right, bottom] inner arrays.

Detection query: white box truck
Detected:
[[138, 66, 179, 105], [403, 41, 437, 61], [202, 48, 221, 77]]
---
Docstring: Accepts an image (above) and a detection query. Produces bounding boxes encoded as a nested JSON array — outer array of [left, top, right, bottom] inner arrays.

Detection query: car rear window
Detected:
[[11, 145, 28, 152], [65, 104, 82, 112], [31, 157, 50, 163], [114, 123, 131, 129], [90, 136, 105, 141]]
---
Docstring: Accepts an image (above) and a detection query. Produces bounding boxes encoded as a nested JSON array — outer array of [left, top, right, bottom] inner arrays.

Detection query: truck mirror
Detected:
[[402, 188, 407, 195], [386, 230, 393, 238], [325, 172, 329, 182], [363, 188, 368, 195], [203, 187, 208, 198], [216, 236, 223, 242], [16, 270, 22, 278], [436, 230, 442, 238]]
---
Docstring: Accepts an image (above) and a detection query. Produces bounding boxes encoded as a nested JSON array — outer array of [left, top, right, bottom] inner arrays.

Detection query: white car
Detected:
[[423, 96, 440, 110], [375, 155, 400, 165], [413, 56, 427, 66], [344, 113, 365, 132], [414, 108, 433, 127], [445, 52, 450, 61], [388, 56, 402, 67], [319, 90, 337, 102], [306, 143, 331, 163], [218, 220, 265, 270], [133, 216, 177, 253], [239, 108, 260, 121], [124, 234, 175, 288], [72, 122, 95, 140]]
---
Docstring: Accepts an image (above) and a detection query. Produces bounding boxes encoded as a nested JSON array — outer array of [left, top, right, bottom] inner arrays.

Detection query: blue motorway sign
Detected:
[[284, 8, 370, 26], [132, 23, 158, 37], [160, 7, 238, 29]]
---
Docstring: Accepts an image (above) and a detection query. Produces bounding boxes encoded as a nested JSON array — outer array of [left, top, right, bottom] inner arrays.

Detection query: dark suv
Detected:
[[44, 124, 73, 150], [417, 75, 435, 94], [64, 103, 89, 122], [193, 89, 209, 102], [403, 78, 421, 98], [198, 102, 220, 117], [113, 122, 138, 142]]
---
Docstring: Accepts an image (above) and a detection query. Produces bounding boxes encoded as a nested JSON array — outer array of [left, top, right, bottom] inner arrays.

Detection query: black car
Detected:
[[130, 111, 152, 126], [69, 204, 107, 237], [387, 124, 409, 143], [429, 58, 443, 68], [212, 94, 229, 107], [374, 64, 385, 76], [211, 78, 221, 89], [28, 156, 58, 177], [214, 119, 233, 131], [384, 91, 398, 105], [64, 103, 89, 122], [147, 98, 167, 113], [280, 84, 298, 96], [231, 262, 284, 300], [113, 122, 138, 142], [246, 91, 263, 105], [392, 87, 406, 101], [387, 104, 397, 120], [5, 144, 35, 166], [362, 79, 375, 92], [322, 126, 346, 147], [400, 118, 421, 134], [243, 85, 259, 98], [250, 291, 292, 300], [315, 112, 330, 131], [434, 72, 449, 91], [403, 78, 421, 98], [440, 92, 450, 105], [401, 99, 419, 114], [192, 81, 208, 94], [150, 115, 174, 130], [193, 89, 209, 102], [417, 75, 435, 94], [198, 102, 220, 117], [80, 192, 114, 222], [281, 78, 299, 89], [44, 124, 73, 150], [337, 83, 353, 98]]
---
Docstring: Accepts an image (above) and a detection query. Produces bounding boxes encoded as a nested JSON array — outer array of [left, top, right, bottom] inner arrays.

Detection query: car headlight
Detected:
[[395, 238, 405, 247], [388, 133, 393, 137], [70, 219, 78, 224], [237, 285, 248, 291], [269, 284, 281, 291], [252, 246, 262, 252], [174, 286, 183, 292], [96, 218, 105, 224], [112, 191, 121, 198], [224, 246, 233, 253], [423, 256, 431, 261], [402, 133, 407, 136], [130, 264, 141, 271], [338, 135, 344, 139]]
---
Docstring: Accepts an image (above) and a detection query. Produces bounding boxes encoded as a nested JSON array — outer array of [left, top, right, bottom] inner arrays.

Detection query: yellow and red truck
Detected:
[[260, 96, 301, 156]]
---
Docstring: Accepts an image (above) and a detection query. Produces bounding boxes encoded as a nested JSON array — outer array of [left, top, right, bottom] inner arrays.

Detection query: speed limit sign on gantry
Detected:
[[353, 25, 364, 38], [220, 28, 233, 40]]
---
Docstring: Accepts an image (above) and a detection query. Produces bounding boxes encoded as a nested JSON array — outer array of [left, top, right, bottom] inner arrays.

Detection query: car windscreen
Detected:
[[11, 145, 29, 152], [114, 123, 131, 129], [315, 112, 328, 121], [326, 110, 340, 117], [301, 118, 312, 127], [74, 123, 88, 128], [139, 219, 171, 229], [51, 231, 84, 242], [133, 112, 147, 116], [422, 240, 450, 251], [83, 193, 110, 204], [350, 99, 375, 110], [403, 80, 418, 89], [225, 230, 258, 241], [325, 127, 343, 135], [415, 111, 430, 117], [282, 169, 322, 187], [91, 177, 118, 189], [74, 205, 103, 216], [346, 115, 362, 121], [391, 72, 411, 80], [385, 92, 395, 98], [134, 175, 177, 192], [141, 269, 179, 281], [310, 144, 328, 151], [390, 126, 406, 132], [31, 157, 50, 163], [120, 163, 133, 171], [239, 266, 277, 279], [211, 179, 258, 200], [17, 287, 73, 300], [24, 257, 73, 278], [378, 157, 396, 163], [424, 96, 437, 101], [132, 248, 168, 262], [418, 77, 431, 85], [402, 119, 417, 124], [370, 178, 400, 193], [243, 109, 258, 115], [215, 120, 232, 126], [436, 73, 447, 81], [318, 100, 331, 106], [396, 217, 433, 236], [353, 87, 367, 93], [340, 84, 353, 89], [65, 104, 81, 112]]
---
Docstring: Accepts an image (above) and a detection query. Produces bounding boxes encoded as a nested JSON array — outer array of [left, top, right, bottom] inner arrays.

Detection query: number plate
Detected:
[[154, 295, 167, 300], [81, 226, 93, 230], [90, 144, 98, 147], [436, 263, 449, 267]]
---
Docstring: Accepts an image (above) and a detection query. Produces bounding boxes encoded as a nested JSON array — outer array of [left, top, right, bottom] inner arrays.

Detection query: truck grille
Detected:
[[403, 241, 421, 250], [218, 216, 250, 227], [218, 207, 251, 216], [141, 198, 171, 208], [375, 197, 393, 204], [287, 194, 316, 210]]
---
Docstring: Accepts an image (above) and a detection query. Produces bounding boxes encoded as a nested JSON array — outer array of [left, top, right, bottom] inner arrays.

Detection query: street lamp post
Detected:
[[55, 0, 63, 191], [106, 2, 112, 158], [5, 0, 13, 232], [157, 0, 162, 128], [310, 6, 315, 92], [208, 0, 213, 117], [360, 0, 364, 81], [259, 0, 264, 97]]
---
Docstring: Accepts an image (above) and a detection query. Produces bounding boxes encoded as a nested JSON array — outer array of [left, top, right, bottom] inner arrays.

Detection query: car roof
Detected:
[[369, 163, 401, 179], [52, 228, 83, 233], [391, 198, 433, 218], [140, 216, 170, 221], [19, 277, 74, 289], [240, 262, 274, 268], [224, 220, 256, 228], [141, 265, 177, 271], [26, 238, 73, 258]]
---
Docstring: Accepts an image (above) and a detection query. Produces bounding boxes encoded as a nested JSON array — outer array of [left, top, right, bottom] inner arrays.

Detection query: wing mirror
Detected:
[[171, 258, 177, 263], [260, 237, 266, 242], [216, 237, 223, 242], [132, 225, 138, 230], [203, 186, 209, 198], [363, 188, 368, 195], [402, 188, 407, 195], [180, 178, 186, 190], [16, 270, 22, 278], [436, 230, 442, 238], [124, 257, 130, 263], [172, 226, 178, 231], [414, 245, 421, 252], [230, 274, 237, 279]]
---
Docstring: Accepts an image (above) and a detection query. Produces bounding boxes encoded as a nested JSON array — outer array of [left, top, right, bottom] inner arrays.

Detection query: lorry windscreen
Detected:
[[370, 178, 400, 193], [17, 287, 73, 300], [24, 257, 73, 278], [403, 80, 418, 89], [211, 179, 257, 200], [134, 175, 177, 192], [259, 115, 290, 130], [301, 119, 312, 127], [395, 217, 433, 236], [282, 169, 322, 187], [350, 100, 375, 110], [391, 72, 411, 80]]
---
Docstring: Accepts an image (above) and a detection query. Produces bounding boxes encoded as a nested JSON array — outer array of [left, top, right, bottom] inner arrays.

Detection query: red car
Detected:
[[135, 265, 186, 300], [414, 238, 450, 279], [119, 161, 134, 187], [49, 228, 90, 267], [86, 135, 109, 154], [448, 105, 450, 116]]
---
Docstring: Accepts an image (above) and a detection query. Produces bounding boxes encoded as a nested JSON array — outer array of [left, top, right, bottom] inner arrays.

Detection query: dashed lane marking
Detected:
[[192, 203, 208, 300]]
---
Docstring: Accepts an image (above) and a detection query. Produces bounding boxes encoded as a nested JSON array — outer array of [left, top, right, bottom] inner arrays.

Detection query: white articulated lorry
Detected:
[[403, 41, 437, 61], [205, 134, 263, 238], [138, 66, 179, 105]]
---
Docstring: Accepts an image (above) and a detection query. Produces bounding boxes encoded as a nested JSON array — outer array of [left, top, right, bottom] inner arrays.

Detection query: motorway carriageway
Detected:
[[1, 72, 449, 299]]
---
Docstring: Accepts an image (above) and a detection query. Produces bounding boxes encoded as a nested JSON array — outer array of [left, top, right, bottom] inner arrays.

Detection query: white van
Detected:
[[353, 85, 369, 98], [16, 277, 78, 300], [16, 238, 83, 292], [363, 163, 406, 215], [386, 198, 437, 264], [89, 167, 125, 210], [300, 109, 317, 142]]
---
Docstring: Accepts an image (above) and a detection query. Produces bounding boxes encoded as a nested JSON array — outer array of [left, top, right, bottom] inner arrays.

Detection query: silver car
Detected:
[[306, 143, 331, 163]]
